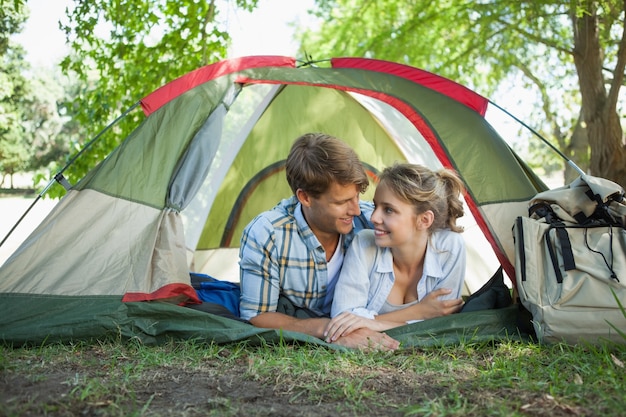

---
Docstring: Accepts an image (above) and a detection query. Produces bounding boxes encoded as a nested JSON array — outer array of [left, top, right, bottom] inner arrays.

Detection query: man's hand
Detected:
[[324, 312, 388, 343], [333, 328, 400, 351]]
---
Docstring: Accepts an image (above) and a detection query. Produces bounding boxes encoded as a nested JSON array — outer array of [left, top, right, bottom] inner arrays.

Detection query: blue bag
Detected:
[[190, 273, 241, 317]]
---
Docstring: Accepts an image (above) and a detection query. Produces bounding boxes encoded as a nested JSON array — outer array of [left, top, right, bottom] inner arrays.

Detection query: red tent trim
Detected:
[[331, 57, 489, 116], [140, 56, 296, 116], [140, 56, 488, 118]]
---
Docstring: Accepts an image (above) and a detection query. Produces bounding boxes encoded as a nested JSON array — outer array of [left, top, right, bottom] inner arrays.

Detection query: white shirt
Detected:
[[331, 229, 466, 320], [323, 235, 344, 314]]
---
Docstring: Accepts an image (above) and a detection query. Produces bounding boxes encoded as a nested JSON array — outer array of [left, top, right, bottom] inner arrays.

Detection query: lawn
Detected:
[[1, 337, 624, 416]]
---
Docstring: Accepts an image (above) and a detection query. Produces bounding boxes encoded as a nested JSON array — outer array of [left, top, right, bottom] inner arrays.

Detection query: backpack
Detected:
[[513, 174, 626, 344]]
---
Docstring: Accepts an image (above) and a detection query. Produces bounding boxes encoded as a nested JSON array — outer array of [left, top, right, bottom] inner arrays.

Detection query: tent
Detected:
[[0, 56, 544, 347]]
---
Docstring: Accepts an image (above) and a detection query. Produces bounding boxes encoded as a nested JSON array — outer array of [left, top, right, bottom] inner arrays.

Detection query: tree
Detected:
[[23, 68, 75, 170], [34, 0, 259, 198], [300, 0, 626, 187], [0, 0, 27, 54], [1, 0, 82, 190], [572, 2, 626, 184], [0, 0, 31, 188]]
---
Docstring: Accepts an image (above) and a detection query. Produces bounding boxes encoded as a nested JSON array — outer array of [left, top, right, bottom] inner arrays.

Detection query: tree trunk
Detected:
[[571, 2, 626, 188], [565, 115, 589, 183]]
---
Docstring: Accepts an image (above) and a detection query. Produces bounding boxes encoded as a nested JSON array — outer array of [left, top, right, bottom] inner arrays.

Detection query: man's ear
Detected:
[[417, 210, 435, 230], [296, 189, 312, 207]]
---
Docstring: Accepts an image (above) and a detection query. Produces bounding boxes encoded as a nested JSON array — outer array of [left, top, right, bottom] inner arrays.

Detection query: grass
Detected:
[[1, 280, 625, 416], [0, 188, 36, 197], [1, 337, 625, 416]]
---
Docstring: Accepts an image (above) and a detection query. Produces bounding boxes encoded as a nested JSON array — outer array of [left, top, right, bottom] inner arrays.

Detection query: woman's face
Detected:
[[370, 185, 420, 248]]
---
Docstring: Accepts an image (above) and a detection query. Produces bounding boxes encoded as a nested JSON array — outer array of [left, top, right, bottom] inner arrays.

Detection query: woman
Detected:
[[324, 163, 466, 343]]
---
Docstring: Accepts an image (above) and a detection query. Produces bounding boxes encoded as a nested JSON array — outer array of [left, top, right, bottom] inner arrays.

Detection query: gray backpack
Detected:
[[513, 174, 626, 344]]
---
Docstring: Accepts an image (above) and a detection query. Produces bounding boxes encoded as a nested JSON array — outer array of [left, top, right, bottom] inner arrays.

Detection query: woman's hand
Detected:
[[414, 288, 464, 319], [324, 312, 384, 343], [375, 288, 464, 324]]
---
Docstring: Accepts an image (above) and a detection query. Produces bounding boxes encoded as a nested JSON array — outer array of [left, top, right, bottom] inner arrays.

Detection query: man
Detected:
[[239, 133, 399, 351]]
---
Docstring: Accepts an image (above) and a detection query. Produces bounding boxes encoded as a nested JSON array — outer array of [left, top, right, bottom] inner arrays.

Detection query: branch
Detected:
[[495, 17, 572, 56], [201, 0, 216, 65], [607, 0, 626, 111], [514, 60, 565, 149]]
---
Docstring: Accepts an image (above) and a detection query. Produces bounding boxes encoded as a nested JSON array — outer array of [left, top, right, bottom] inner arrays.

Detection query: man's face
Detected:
[[298, 182, 362, 239]]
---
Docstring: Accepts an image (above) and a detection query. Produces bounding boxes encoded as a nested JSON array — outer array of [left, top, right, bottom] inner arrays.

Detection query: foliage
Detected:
[[0, 0, 30, 188], [21, 68, 77, 171], [0, 0, 76, 190], [300, 0, 626, 186], [35, 0, 259, 199], [0, 0, 27, 55]]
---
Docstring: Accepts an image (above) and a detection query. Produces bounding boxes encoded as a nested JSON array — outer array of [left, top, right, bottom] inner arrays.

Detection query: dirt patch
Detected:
[[1, 346, 597, 417]]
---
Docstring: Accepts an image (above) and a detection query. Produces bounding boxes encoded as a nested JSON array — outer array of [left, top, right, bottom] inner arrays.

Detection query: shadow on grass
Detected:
[[0, 188, 37, 197]]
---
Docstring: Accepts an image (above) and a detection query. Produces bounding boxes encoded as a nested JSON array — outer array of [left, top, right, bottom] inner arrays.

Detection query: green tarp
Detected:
[[0, 294, 528, 348]]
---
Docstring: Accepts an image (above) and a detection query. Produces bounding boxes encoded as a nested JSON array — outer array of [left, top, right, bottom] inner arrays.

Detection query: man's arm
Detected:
[[249, 312, 328, 338]]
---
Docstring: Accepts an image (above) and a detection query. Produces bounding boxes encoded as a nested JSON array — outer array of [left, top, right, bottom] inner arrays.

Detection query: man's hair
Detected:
[[285, 133, 369, 198]]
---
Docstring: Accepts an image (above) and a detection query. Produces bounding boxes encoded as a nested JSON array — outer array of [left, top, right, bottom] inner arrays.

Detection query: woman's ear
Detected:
[[417, 210, 435, 230]]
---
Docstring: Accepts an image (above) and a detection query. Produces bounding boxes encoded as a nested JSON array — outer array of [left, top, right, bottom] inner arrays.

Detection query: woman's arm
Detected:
[[375, 288, 464, 323], [324, 287, 465, 342]]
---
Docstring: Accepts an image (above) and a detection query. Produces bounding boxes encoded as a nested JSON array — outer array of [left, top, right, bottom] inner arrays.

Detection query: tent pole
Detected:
[[488, 99, 585, 177], [0, 195, 41, 248], [58, 101, 141, 177], [0, 101, 142, 249]]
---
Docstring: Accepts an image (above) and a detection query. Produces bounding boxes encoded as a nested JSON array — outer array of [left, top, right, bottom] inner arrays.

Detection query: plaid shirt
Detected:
[[239, 196, 373, 320]]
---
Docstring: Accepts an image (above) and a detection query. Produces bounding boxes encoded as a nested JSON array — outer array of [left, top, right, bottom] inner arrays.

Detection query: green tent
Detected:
[[0, 56, 543, 346]]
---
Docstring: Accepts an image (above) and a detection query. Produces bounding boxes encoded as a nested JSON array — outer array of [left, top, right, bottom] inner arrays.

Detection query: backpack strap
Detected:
[[585, 188, 626, 227], [530, 202, 576, 272], [552, 225, 576, 271]]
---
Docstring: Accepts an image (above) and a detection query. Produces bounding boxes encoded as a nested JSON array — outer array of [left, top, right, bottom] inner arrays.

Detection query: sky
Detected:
[[14, 0, 318, 66]]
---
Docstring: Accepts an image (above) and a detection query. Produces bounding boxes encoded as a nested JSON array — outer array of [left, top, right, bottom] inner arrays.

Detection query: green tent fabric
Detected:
[[0, 294, 526, 348], [0, 56, 544, 348]]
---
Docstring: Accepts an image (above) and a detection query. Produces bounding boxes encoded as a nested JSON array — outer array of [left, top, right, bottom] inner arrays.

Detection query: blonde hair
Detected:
[[379, 163, 465, 233], [286, 133, 369, 198]]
